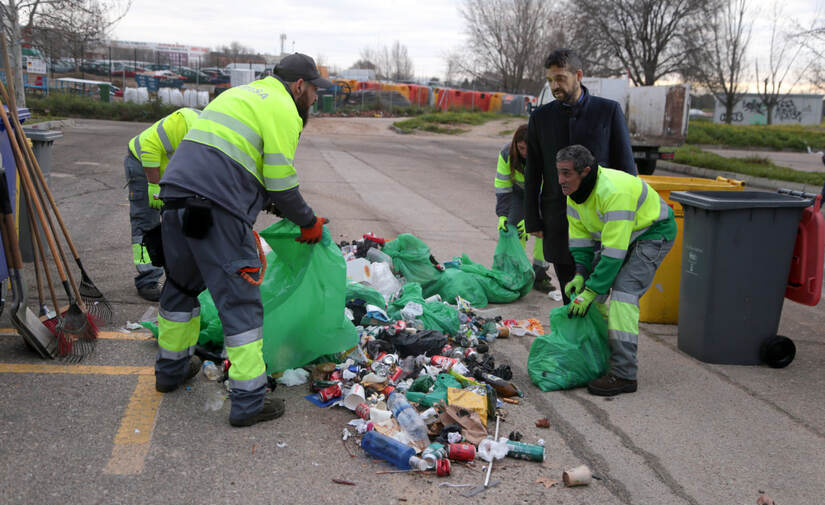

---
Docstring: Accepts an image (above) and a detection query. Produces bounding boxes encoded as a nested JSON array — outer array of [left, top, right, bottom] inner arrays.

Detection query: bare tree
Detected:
[[0, 1, 129, 105], [754, 3, 815, 124], [458, 0, 553, 93], [574, 0, 717, 86], [34, 0, 130, 74], [687, 0, 753, 123], [388, 40, 413, 81]]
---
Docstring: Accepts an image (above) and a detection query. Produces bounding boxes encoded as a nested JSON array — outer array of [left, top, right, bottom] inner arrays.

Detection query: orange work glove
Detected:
[[296, 217, 327, 244]]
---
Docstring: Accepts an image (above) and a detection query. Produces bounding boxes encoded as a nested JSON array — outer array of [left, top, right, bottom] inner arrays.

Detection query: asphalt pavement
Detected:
[[1, 118, 823, 505]]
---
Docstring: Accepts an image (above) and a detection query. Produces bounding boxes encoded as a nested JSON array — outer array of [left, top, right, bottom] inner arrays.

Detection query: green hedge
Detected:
[[687, 120, 825, 151], [25, 92, 179, 122], [673, 145, 825, 186]]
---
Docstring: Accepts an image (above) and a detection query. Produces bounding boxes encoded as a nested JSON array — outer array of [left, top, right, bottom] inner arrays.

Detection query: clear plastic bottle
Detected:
[[361, 431, 428, 470], [387, 392, 430, 448], [202, 360, 222, 381]]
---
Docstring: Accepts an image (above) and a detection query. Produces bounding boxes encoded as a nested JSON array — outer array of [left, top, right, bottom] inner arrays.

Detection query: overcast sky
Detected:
[[113, 0, 822, 85]]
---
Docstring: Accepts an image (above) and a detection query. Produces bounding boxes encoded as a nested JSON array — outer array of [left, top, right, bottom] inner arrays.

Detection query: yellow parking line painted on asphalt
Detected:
[[0, 362, 162, 476], [0, 363, 154, 375], [104, 375, 163, 475], [0, 329, 154, 341]]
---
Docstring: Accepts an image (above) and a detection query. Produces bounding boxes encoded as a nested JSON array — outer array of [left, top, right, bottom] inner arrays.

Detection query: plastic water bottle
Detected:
[[361, 431, 428, 471], [387, 392, 430, 448], [366, 247, 393, 266], [202, 360, 222, 381]]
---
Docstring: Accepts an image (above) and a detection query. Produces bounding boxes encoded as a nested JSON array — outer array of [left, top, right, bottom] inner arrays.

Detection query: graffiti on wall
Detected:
[[715, 94, 822, 125]]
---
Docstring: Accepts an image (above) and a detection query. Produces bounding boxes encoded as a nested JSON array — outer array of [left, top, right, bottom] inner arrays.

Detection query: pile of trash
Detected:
[[270, 232, 548, 482]]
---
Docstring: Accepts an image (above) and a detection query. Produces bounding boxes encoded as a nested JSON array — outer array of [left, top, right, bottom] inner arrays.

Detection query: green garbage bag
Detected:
[[425, 265, 488, 308], [346, 281, 386, 309], [492, 227, 534, 297], [527, 305, 610, 391], [458, 254, 521, 303], [387, 282, 461, 336], [382, 234, 442, 289], [145, 220, 358, 374]]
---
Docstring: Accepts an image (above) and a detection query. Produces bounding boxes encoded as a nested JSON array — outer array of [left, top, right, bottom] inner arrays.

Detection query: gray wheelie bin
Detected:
[[670, 190, 812, 366]]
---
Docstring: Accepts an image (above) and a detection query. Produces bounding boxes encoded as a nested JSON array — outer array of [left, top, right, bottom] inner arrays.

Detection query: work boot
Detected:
[[532, 265, 556, 293], [156, 356, 203, 393], [137, 283, 161, 302], [586, 373, 637, 397], [229, 394, 286, 427]]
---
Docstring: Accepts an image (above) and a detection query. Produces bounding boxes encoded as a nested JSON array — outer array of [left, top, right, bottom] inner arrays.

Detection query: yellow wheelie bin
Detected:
[[639, 176, 744, 323]]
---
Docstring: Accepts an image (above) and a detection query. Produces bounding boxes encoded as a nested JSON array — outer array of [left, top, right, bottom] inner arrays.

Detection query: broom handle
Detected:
[[20, 130, 83, 303], [24, 188, 59, 312], [0, 98, 72, 297], [0, 36, 82, 262]]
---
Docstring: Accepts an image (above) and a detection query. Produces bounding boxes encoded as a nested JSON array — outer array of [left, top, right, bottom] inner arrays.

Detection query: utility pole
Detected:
[[280, 34, 286, 56]]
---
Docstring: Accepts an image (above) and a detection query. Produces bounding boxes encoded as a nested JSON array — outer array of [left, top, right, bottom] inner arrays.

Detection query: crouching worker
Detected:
[[154, 53, 331, 427], [559, 145, 676, 396]]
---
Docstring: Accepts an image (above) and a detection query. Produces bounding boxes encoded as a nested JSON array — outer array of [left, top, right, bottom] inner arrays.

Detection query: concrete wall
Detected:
[[713, 94, 824, 125]]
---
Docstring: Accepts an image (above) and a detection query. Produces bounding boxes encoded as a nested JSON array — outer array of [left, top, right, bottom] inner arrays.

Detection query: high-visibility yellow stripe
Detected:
[[104, 375, 162, 475], [0, 329, 153, 341], [0, 363, 154, 375]]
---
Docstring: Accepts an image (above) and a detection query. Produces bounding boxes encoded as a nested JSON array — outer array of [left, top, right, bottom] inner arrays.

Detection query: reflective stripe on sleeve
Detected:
[[570, 238, 596, 248], [157, 118, 175, 156], [602, 246, 627, 259]]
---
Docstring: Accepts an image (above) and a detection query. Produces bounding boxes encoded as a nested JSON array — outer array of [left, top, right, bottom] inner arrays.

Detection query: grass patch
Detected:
[[673, 144, 825, 186], [498, 129, 515, 136], [25, 92, 179, 122], [687, 120, 825, 151], [393, 110, 505, 134], [27, 112, 67, 124]]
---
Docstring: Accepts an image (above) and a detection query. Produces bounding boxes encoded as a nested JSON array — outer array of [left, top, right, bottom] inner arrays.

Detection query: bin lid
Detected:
[[671, 190, 813, 210], [0, 106, 29, 132], [22, 127, 63, 142]]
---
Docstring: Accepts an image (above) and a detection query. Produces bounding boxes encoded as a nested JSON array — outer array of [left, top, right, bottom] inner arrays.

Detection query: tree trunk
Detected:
[[7, 6, 27, 106], [767, 104, 773, 125], [724, 97, 735, 124]]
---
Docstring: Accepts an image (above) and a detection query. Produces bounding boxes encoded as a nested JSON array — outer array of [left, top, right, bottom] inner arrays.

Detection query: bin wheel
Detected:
[[760, 335, 796, 368]]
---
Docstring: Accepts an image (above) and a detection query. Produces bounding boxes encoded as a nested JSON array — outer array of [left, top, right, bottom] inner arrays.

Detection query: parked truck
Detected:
[[536, 78, 690, 175]]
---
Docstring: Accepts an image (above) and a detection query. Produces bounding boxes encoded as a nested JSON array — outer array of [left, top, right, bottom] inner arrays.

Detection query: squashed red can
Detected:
[[436, 458, 451, 477], [448, 442, 476, 461], [431, 355, 457, 369], [383, 385, 395, 395], [355, 402, 370, 420], [389, 367, 403, 383], [329, 369, 343, 381], [318, 383, 342, 402]]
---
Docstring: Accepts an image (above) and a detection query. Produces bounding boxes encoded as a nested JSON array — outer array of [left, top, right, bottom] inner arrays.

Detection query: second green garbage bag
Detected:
[[527, 305, 610, 391], [198, 220, 358, 373]]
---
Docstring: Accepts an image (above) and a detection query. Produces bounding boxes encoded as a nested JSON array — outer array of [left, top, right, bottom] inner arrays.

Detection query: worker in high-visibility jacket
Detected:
[[125, 107, 201, 301], [494, 124, 554, 293], [559, 144, 676, 397], [154, 53, 331, 427]]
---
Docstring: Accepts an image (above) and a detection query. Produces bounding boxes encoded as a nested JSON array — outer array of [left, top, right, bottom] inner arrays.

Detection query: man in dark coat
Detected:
[[525, 48, 636, 304]]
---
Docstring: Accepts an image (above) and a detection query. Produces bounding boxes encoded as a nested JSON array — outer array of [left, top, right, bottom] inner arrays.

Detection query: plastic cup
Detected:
[[343, 383, 366, 411]]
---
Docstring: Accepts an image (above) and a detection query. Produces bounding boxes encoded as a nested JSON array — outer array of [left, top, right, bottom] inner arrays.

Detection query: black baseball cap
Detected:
[[274, 53, 333, 89]]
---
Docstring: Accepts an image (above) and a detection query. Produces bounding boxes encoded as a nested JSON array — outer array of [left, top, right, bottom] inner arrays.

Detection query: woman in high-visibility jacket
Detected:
[[494, 125, 554, 293], [559, 144, 676, 397]]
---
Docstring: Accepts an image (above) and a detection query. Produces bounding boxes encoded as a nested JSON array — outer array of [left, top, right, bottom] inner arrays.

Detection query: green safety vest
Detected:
[[181, 77, 302, 193], [567, 166, 675, 294], [128, 107, 201, 175], [494, 145, 525, 193]]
